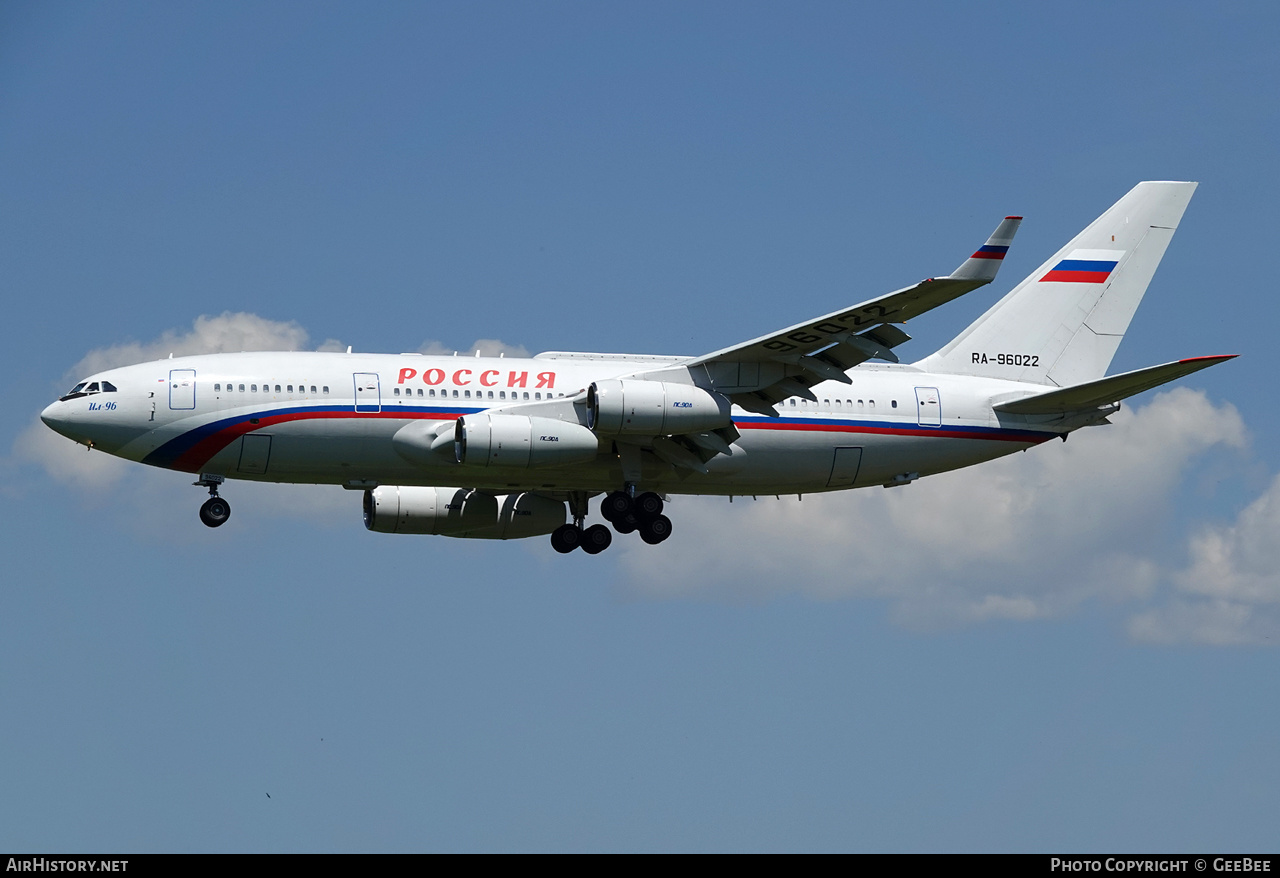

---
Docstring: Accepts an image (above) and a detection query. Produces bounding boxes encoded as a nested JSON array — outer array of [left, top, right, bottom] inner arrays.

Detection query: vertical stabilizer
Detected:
[[919, 182, 1196, 386]]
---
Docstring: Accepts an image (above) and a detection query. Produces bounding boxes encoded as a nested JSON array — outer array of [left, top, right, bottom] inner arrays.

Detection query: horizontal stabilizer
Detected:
[[993, 355, 1236, 414]]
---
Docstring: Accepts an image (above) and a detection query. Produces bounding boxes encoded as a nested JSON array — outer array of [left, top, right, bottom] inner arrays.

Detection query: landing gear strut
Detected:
[[194, 474, 231, 528]]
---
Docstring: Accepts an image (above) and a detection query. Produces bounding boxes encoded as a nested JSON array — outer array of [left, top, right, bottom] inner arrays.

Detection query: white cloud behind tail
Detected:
[[619, 388, 1278, 644], [1129, 472, 1280, 644], [19, 315, 1278, 644]]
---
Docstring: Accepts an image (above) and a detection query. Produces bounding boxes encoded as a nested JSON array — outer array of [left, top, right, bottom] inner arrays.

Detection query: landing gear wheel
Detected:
[[581, 524, 613, 555], [550, 523, 583, 554], [600, 491, 632, 522], [639, 514, 672, 545], [613, 513, 639, 535], [199, 496, 231, 528], [634, 492, 664, 519]]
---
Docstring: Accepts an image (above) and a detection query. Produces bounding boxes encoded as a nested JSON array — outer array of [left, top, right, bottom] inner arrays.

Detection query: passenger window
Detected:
[[452, 390, 458, 398], [417, 389, 423, 397], [394, 388, 400, 396], [500, 391, 506, 399], [523, 392, 529, 400], [429, 389, 436, 397], [251, 384, 257, 392], [214, 383, 221, 391], [488, 391, 494, 399], [891, 400, 898, 408], [535, 392, 541, 400], [274, 385, 281, 393], [869, 400, 875, 409], [322, 386, 328, 394], [789, 399, 795, 406], [464, 390, 471, 398]]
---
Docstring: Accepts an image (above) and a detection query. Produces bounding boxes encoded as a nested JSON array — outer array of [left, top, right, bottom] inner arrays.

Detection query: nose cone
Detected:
[[40, 401, 67, 434], [40, 400, 84, 444]]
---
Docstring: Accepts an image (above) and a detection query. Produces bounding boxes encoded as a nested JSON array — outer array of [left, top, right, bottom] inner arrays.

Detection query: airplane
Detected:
[[40, 181, 1234, 555]]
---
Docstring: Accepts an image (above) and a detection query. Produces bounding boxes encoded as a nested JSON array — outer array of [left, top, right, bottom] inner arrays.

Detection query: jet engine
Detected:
[[363, 486, 566, 539], [453, 413, 600, 467], [587, 379, 732, 436]]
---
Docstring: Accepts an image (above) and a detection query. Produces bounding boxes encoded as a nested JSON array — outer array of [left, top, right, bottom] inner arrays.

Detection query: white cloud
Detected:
[[1127, 600, 1277, 646], [15, 316, 530, 533], [67, 312, 316, 379], [1125, 473, 1280, 645], [1176, 473, 1280, 605], [13, 419, 131, 489], [618, 388, 1251, 635], [20, 315, 1277, 645], [416, 338, 531, 358], [18, 313, 331, 491]]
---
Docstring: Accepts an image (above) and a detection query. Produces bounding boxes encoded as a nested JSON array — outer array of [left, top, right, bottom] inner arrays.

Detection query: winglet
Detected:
[[949, 215, 1023, 282]]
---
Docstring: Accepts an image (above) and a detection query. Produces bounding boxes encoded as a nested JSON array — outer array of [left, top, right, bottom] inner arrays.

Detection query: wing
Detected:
[[677, 216, 1023, 415]]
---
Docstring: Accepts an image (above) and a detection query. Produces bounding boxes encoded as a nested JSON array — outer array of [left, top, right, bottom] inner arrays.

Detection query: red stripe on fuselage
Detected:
[[165, 409, 1051, 475], [737, 419, 1051, 444], [170, 409, 463, 472]]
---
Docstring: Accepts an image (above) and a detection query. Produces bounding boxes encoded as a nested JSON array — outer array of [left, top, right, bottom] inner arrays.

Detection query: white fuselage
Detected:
[[40, 350, 1065, 496]]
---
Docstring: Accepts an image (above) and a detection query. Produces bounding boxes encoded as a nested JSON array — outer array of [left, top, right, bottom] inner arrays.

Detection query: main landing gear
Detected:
[[551, 491, 612, 555], [194, 474, 231, 528], [602, 489, 672, 545], [549, 488, 673, 554]]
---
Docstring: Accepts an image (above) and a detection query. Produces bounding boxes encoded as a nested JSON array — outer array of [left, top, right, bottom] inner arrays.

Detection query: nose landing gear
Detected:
[[194, 474, 231, 528]]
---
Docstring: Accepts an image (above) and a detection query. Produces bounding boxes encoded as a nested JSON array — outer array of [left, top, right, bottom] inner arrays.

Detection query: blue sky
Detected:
[[3, 1, 1279, 852]]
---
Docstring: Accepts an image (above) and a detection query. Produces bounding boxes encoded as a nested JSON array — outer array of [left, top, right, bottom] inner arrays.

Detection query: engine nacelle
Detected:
[[363, 486, 565, 539], [587, 379, 732, 436], [454, 413, 600, 468]]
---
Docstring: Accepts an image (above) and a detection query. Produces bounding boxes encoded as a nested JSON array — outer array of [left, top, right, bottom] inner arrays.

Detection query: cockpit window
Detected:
[[58, 382, 89, 401], [58, 379, 119, 402]]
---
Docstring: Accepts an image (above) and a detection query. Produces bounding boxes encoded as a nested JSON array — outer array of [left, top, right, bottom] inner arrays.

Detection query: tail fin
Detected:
[[919, 181, 1197, 386]]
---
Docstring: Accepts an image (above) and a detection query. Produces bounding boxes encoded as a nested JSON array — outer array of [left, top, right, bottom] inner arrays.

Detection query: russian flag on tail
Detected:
[[1041, 248, 1124, 283], [970, 244, 1009, 260]]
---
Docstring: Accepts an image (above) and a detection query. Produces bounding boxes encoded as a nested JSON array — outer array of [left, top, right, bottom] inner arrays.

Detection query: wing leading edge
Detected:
[[676, 216, 1022, 414]]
